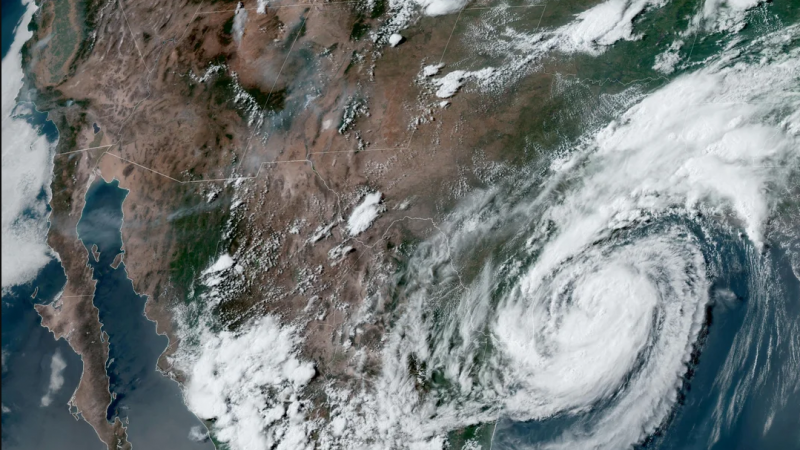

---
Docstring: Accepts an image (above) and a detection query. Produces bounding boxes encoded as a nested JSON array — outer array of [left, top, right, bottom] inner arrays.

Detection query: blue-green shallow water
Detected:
[[77, 179, 213, 449]]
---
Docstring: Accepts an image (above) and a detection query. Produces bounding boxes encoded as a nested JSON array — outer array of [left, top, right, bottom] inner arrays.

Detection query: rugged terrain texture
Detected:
[[23, 0, 568, 446]]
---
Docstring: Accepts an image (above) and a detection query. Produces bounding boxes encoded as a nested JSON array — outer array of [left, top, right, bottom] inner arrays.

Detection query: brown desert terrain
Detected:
[[22, 0, 571, 446]]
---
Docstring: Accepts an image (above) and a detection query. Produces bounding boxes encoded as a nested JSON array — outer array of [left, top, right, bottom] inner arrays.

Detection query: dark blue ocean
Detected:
[[77, 179, 213, 449], [2, 2, 103, 449], [1, 1, 211, 448], [3, 0, 798, 449], [493, 242, 800, 450]]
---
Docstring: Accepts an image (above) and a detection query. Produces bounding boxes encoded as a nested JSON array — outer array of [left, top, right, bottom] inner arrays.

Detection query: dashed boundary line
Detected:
[[535, 3, 547, 28], [56, 144, 116, 156], [465, 4, 546, 10], [237, 11, 312, 173], [76, 135, 418, 185], [177, 4, 204, 44], [118, 0, 149, 72], [104, 152, 183, 182], [76, 1, 547, 188], [66, 0, 735, 191], [438, 4, 546, 64], [439, 9, 464, 64], [197, 1, 547, 14]]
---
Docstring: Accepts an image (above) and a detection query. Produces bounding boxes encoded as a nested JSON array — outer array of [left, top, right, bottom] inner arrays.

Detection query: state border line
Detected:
[[87, 136, 418, 185], [56, 144, 117, 156], [236, 11, 311, 173], [84, 1, 546, 189], [197, 1, 360, 14], [118, 0, 149, 72], [440, 3, 545, 64]]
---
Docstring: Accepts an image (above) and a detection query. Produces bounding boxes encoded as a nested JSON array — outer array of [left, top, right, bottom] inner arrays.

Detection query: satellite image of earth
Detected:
[[1, 0, 799, 448]]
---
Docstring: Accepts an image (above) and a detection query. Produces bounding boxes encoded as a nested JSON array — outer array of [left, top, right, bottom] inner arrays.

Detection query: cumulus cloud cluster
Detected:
[[347, 192, 384, 236], [179, 315, 316, 450], [422, 0, 769, 99], [362, 23, 798, 450], [412, 0, 470, 16], [175, 5, 798, 450], [40, 350, 67, 407], [697, 0, 765, 32]]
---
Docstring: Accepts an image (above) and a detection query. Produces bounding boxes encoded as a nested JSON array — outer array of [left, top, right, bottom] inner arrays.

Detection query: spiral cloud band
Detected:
[[359, 24, 799, 449], [175, 20, 799, 450]]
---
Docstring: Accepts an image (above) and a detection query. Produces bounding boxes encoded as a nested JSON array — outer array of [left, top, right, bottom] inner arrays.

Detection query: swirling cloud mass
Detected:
[[176, 8, 799, 450]]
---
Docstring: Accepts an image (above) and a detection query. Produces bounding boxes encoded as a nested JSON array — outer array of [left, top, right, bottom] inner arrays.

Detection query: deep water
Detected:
[[490, 235, 800, 450], [650, 246, 800, 450], [2, 2, 104, 447], [1, 260, 106, 450], [77, 178, 213, 449], [1, 0, 24, 57]]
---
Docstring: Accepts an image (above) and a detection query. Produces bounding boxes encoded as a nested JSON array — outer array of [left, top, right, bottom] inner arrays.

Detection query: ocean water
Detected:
[[77, 179, 213, 449], [354, 5, 800, 448], [4, 0, 799, 449], [491, 244, 800, 450], [1, 259, 106, 450], [3, 1, 209, 447], [2, 2, 104, 448], [1, 0, 24, 57]]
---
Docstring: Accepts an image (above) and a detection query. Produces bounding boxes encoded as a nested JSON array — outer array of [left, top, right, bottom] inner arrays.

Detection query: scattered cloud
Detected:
[[40, 350, 67, 407]]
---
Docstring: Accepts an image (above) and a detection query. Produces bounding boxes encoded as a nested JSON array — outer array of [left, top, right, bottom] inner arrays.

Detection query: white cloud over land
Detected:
[[180, 316, 316, 450]]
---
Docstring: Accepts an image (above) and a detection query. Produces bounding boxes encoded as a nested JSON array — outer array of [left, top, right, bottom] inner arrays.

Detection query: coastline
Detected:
[[12, 0, 214, 444], [34, 166, 131, 449], [78, 173, 212, 448], [3, 0, 127, 447], [93, 157, 194, 381]]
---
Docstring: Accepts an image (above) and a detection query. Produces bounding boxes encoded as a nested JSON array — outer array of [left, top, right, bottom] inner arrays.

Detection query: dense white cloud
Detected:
[[653, 40, 684, 74], [202, 253, 235, 275], [364, 23, 799, 450], [1, 0, 55, 289], [425, 0, 771, 99], [347, 24, 796, 449], [347, 192, 384, 236], [413, 0, 470, 16], [178, 315, 316, 450], [389, 33, 404, 47], [175, 7, 799, 450], [40, 350, 67, 407], [426, 0, 665, 98], [558, 0, 663, 54], [697, 0, 764, 32]]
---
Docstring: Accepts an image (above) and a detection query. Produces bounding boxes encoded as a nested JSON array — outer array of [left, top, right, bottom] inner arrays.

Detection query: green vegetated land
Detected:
[[48, 0, 80, 81], [168, 185, 232, 300], [23, 0, 107, 84]]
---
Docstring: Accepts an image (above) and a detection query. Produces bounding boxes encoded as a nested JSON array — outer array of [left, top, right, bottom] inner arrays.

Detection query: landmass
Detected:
[[21, 0, 587, 447], [110, 252, 123, 269]]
